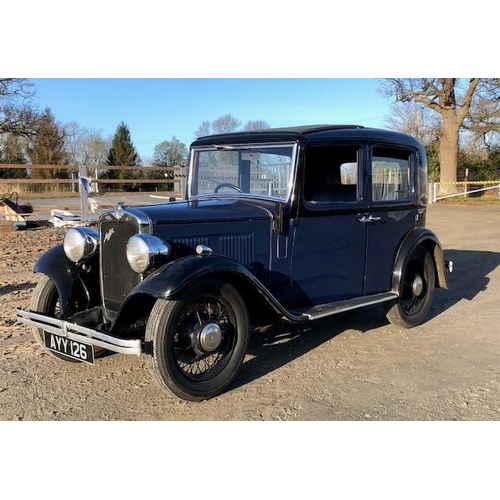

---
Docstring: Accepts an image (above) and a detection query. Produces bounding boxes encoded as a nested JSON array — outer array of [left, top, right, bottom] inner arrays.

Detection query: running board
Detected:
[[291, 292, 398, 321]]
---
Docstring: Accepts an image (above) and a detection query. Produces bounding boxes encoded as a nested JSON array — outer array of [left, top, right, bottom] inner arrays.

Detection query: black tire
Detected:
[[30, 275, 107, 362], [30, 275, 80, 363], [385, 246, 436, 328], [145, 279, 249, 401]]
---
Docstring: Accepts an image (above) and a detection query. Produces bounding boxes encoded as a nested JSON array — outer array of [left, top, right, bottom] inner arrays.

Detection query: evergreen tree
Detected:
[[106, 121, 139, 168], [105, 121, 140, 190], [488, 147, 500, 181], [425, 141, 440, 183], [27, 108, 68, 178]]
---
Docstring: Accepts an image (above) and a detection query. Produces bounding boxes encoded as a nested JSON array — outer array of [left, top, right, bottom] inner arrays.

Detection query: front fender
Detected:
[[34, 245, 100, 316], [136, 254, 258, 299], [115, 255, 306, 328], [392, 228, 448, 292]]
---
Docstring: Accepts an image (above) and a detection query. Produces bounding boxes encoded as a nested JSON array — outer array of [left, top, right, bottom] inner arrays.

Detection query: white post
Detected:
[[79, 164, 89, 221], [94, 168, 99, 194]]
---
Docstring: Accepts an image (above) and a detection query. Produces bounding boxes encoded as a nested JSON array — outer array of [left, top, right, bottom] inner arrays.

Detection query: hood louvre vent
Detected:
[[173, 234, 253, 267], [220, 234, 253, 267]]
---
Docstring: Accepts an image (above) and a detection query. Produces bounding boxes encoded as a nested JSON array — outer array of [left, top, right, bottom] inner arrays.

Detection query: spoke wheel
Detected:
[[146, 279, 249, 401], [385, 246, 435, 328]]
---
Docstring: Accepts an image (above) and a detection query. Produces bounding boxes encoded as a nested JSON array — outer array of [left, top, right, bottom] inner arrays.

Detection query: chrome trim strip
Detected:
[[16, 309, 142, 356], [99, 206, 152, 234]]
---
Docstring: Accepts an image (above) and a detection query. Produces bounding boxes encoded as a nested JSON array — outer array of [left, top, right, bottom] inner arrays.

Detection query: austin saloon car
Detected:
[[17, 125, 451, 401]]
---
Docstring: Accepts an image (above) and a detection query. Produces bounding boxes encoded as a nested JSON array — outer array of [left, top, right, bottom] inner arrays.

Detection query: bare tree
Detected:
[[195, 114, 270, 138], [0, 133, 28, 178], [380, 78, 500, 183], [194, 114, 241, 138], [463, 85, 500, 151], [64, 122, 111, 175], [195, 120, 212, 138], [243, 119, 271, 131], [153, 137, 188, 167], [0, 78, 39, 138], [384, 101, 441, 146], [211, 114, 242, 134]]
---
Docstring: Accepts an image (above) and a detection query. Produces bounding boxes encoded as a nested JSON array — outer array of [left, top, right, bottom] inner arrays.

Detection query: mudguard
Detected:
[[115, 254, 306, 328], [392, 227, 448, 293], [34, 245, 100, 316]]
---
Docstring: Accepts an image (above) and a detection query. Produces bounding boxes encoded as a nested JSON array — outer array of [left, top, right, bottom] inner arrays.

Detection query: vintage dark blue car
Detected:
[[17, 125, 451, 401]]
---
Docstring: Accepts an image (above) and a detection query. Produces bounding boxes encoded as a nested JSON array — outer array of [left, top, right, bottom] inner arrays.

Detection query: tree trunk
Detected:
[[439, 111, 461, 185]]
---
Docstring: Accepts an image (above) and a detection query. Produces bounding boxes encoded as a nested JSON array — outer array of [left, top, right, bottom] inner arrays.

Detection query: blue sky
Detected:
[[30, 78, 393, 162]]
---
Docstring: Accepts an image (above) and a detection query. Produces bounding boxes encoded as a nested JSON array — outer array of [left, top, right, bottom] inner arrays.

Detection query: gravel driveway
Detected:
[[1, 203, 499, 421]]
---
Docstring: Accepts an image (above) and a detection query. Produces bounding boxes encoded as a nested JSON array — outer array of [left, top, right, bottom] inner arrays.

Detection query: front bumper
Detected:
[[16, 309, 142, 355]]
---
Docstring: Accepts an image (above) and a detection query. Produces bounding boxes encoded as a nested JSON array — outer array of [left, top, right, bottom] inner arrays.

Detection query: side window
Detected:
[[372, 147, 413, 202], [304, 145, 359, 203]]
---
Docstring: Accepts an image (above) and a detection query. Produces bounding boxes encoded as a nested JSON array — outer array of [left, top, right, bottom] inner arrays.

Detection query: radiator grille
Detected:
[[100, 219, 141, 311]]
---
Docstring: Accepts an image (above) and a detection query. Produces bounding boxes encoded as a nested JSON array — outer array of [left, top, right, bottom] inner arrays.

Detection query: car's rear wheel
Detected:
[[145, 279, 249, 401], [385, 246, 436, 328]]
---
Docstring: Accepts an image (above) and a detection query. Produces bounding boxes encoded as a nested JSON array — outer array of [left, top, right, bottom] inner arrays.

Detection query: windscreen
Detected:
[[189, 143, 297, 202]]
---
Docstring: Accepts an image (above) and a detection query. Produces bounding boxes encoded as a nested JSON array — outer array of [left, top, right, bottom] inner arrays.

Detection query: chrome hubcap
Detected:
[[198, 323, 222, 352], [412, 275, 424, 297]]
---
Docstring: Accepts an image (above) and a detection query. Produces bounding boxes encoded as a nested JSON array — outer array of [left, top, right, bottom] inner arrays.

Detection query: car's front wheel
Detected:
[[30, 275, 107, 361], [145, 279, 249, 401], [385, 246, 436, 328], [30, 275, 81, 362]]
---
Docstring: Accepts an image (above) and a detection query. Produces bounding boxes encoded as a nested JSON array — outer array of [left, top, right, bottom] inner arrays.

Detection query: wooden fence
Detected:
[[430, 180, 500, 203], [0, 164, 187, 197]]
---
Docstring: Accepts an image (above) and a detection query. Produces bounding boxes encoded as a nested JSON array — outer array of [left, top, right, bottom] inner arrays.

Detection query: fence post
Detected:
[[79, 164, 89, 221]]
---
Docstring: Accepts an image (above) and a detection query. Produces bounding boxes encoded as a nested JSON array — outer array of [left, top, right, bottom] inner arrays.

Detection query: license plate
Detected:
[[43, 331, 95, 364]]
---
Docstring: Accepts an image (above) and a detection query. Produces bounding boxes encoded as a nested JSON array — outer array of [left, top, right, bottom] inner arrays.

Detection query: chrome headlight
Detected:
[[126, 234, 171, 273], [63, 228, 99, 263]]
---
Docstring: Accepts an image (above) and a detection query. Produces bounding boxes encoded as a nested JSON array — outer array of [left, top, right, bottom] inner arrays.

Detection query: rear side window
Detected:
[[304, 145, 359, 203], [372, 147, 413, 202]]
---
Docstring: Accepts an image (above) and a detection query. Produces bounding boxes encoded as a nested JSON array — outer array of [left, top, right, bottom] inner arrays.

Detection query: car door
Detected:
[[286, 143, 368, 308], [363, 145, 419, 295]]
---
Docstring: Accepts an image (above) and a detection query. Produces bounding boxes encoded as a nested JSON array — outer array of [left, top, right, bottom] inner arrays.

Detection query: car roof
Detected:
[[196, 124, 363, 140], [192, 124, 422, 149]]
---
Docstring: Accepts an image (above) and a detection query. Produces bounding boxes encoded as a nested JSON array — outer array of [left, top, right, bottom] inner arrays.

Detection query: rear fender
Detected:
[[392, 228, 448, 293]]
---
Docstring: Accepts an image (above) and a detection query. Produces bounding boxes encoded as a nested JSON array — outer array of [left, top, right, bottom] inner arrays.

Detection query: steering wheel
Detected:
[[214, 183, 243, 193]]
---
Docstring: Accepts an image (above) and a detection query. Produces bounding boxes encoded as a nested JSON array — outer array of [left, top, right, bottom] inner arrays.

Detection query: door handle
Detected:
[[358, 215, 381, 223]]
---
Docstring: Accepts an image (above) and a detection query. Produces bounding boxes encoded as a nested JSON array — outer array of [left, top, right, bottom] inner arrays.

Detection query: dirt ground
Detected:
[[1, 203, 499, 421]]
